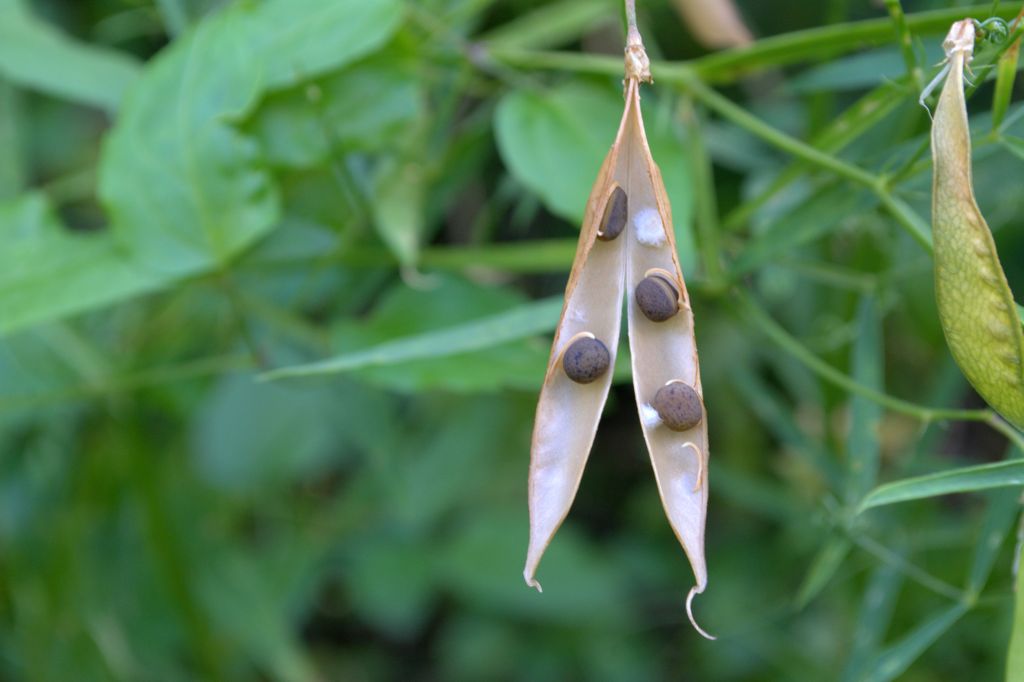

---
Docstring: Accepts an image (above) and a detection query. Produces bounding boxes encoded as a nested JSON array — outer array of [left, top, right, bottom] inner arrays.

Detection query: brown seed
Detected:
[[562, 336, 611, 384], [596, 186, 628, 241], [635, 274, 680, 322], [652, 381, 703, 431]]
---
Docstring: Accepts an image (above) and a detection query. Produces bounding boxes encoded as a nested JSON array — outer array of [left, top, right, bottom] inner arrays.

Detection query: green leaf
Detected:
[[860, 603, 967, 682], [795, 535, 852, 608], [859, 459, 1024, 512], [1018, 303, 1024, 326], [1009, 538, 1024, 682], [99, 0, 403, 277], [372, 160, 425, 266], [0, 194, 165, 336], [847, 296, 883, 504], [841, 564, 904, 682], [965, 484, 1020, 595], [241, 56, 422, 168], [261, 293, 562, 382], [0, 0, 141, 112]]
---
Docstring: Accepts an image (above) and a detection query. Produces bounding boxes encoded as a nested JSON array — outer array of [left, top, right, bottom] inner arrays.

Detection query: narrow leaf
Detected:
[[847, 295, 883, 504], [1009, 532, 1024, 682], [841, 564, 904, 682], [965, 484, 1020, 595], [795, 535, 852, 608], [262, 297, 564, 380], [861, 603, 967, 682], [859, 459, 1024, 512]]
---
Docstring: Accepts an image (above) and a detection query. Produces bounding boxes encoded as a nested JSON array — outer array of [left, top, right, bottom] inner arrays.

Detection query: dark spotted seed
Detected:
[[635, 275, 679, 322], [596, 186, 628, 241], [652, 382, 702, 431], [562, 336, 611, 384]]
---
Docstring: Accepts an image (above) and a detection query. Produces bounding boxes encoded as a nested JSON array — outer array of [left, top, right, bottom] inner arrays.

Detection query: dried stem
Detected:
[[624, 0, 651, 82]]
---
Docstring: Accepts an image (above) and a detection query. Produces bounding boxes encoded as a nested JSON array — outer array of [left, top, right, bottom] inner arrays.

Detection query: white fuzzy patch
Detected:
[[634, 208, 665, 247], [639, 403, 662, 428], [566, 306, 585, 324]]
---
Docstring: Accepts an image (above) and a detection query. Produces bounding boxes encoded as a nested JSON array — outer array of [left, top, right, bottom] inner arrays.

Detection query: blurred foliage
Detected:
[[2, 0, 1024, 680]]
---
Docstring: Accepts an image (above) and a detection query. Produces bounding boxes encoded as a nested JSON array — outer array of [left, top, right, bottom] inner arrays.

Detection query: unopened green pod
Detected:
[[932, 20, 1024, 428]]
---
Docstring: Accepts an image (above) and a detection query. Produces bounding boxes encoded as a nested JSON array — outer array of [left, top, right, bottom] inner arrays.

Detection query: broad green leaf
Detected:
[[847, 296, 883, 503], [1018, 303, 1024, 326], [1009, 538, 1024, 681], [0, 194, 165, 336], [932, 38, 1024, 428], [860, 603, 967, 682], [859, 459, 1024, 512], [795, 535, 851, 608], [241, 56, 421, 167], [262, 293, 562, 383], [99, 0, 403, 276], [495, 83, 696, 270], [0, 0, 141, 112]]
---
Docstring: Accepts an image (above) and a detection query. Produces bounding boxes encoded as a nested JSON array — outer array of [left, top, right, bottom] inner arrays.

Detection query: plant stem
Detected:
[[737, 293, 1024, 453], [885, 0, 925, 91]]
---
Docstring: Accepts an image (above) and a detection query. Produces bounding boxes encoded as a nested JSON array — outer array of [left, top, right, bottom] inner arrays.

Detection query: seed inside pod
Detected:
[[652, 381, 703, 431], [562, 335, 611, 384], [635, 274, 680, 322], [596, 186, 628, 241]]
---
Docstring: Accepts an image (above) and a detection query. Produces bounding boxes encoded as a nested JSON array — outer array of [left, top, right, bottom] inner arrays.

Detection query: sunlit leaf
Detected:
[[859, 460, 1024, 512]]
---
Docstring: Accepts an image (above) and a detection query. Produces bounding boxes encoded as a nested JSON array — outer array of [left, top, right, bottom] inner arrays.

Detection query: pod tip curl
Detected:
[[523, 569, 543, 593], [686, 585, 716, 641]]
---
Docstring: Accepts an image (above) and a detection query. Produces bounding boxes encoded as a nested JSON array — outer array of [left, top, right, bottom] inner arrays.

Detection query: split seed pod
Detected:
[[931, 20, 1024, 428], [525, 21, 712, 638]]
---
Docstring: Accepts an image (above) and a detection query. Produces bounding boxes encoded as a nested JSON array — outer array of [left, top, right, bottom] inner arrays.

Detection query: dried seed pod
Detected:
[[597, 185, 628, 241], [931, 20, 1024, 428], [561, 334, 611, 384], [635, 272, 681, 322], [526, 7, 712, 639], [652, 381, 703, 431]]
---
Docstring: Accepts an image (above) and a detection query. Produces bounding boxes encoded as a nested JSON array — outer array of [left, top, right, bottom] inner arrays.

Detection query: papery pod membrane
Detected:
[[525, 59, 712, 637], [524, 90, 629, 592], [932, 20, 1024, 428], [621, 81, 710, 637]]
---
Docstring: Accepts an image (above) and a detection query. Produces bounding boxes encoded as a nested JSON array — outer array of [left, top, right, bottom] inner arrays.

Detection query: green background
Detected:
[[2, 0, 1024, 680]]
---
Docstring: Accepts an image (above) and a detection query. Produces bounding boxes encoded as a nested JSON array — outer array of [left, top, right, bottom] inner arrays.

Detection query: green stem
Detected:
[[737, 293, 1024, 445], [490, 3, 1024, 85], [853, 535, 964, 601], [885, 0, 925, 91]]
